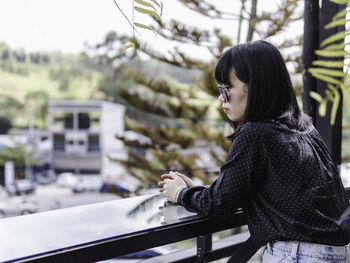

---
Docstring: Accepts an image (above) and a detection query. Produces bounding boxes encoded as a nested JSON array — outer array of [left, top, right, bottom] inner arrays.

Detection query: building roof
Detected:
[[49, 100, 126, 111]]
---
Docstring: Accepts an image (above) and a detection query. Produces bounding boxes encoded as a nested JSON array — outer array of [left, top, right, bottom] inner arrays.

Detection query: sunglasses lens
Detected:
[[218, 86, 228, 102]]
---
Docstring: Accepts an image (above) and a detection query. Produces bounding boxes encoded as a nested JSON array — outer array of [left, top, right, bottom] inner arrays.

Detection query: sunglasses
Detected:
[[217, 84, 232, 103]]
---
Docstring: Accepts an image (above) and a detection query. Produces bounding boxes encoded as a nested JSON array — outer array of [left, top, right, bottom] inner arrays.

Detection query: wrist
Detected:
[[174, 186, 186, 203]]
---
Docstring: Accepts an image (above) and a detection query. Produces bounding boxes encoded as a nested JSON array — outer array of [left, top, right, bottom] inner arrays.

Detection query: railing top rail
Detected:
[[0, 193, 245, 263]]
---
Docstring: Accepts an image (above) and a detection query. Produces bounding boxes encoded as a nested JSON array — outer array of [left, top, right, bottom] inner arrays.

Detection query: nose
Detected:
[[218, 93, 224, 102]]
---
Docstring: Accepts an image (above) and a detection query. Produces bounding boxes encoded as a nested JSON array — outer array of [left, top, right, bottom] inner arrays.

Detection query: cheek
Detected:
[[227, 90, 248, 120], [231, 90, 247, 106]]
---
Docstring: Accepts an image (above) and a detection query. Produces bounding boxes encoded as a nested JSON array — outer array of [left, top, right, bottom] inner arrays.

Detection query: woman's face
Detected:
[[218, 70, 248, 121]]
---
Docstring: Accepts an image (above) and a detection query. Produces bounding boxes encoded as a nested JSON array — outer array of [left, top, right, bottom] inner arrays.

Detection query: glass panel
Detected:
[[0, 194, 200, 262], [78, 113, 90, 129], [53, 134, 65, 152], [340, 162, 350, 188], [52, 111, 65, 129], [89, 111, 100, 129], [88, 135, 100, 152], [66, 140, 74, 146], [64, 113, 74, 129]]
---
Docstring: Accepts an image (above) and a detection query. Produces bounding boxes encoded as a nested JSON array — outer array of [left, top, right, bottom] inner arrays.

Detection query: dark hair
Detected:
[[215, 40, 311, 131]]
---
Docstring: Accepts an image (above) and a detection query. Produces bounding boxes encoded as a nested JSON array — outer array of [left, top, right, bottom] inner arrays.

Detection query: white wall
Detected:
[[100, 102, 127, 180]]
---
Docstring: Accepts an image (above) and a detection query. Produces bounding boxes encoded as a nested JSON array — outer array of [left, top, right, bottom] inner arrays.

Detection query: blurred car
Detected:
[[0, 197, 38, 216], [100, 183, 131, 197], [57, 173, 79, 188], [36, 170, 57, 185], [72, 176, 103, 193], [6, 180, 36, 196]]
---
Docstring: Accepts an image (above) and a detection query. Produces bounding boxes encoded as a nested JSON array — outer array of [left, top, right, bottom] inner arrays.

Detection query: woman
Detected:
[[158, 40, 350, 262]]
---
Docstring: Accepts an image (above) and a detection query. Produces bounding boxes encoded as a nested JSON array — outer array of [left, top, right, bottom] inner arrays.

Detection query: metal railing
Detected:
[[1, 188, 349, 263]]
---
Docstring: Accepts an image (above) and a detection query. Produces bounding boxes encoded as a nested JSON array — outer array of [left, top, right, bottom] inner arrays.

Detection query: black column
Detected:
[[302, 0, 319, 119], [315, 0, 345, 165]]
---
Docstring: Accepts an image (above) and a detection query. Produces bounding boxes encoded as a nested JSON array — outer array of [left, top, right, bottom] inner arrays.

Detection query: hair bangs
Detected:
[[215, 50, 232, 85]]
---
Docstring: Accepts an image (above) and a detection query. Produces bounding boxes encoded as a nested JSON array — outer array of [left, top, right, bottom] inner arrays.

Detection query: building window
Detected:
[[88, 135, 100, 152], [64, 113, 74, 129], [53, 134, 65, 151], [78, 113, 90, 129], [52, 112, 65, 129], [90, 112, 100, 129]]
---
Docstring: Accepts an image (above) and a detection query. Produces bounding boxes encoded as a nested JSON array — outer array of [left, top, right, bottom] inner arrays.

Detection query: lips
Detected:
[[223, 108, 229, 113]]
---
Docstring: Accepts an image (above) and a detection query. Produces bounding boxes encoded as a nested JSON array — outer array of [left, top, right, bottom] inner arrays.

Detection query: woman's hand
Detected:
[[158, 171, 195, 192], [173, 171, 195, 187], [158, 172, 187, 203]]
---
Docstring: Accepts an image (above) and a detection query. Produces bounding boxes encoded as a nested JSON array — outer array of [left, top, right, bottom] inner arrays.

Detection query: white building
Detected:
[[48, 100, 127, 181]]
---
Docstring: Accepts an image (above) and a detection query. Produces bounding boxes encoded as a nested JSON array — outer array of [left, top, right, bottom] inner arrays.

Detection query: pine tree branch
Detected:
[[124, 117, 171, 149], [117, 89, 173, 118], [135, 38, 208, 70], [152, 19, 214, 45], [255, 0, 300, 39], [115, 134, 155, 149], [177, 0, 246, 20], [122, 66, 175, 96]]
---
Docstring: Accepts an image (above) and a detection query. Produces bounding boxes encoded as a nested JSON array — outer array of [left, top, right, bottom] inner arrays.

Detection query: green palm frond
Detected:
[[327, 84, 341, 125], [329, 0, 349, 4], [315, 49, 347, 57], [121, 43, 136, 53], [135, 0, 157, 11], [117, 0, 163, 52], [333, 8, 347, 19], [320, 31, 346, 47], [308, 67, 345, 77], [135, 6, 161, 21], [308, 1, 349, 125], [325, 18, 346, 29], [312, 60, 344, 68], [309, 71, 343, 85], [309, 91, 323, 102], [324, 42, 345, 50]]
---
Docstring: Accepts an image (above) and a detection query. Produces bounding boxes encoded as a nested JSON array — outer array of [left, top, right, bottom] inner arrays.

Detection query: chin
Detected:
[[227, 115, 243, 122]]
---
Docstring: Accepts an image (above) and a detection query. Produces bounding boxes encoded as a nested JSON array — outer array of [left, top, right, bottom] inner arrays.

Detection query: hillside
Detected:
[[0, 42, 202, 131], [0, 63, 101, 129]]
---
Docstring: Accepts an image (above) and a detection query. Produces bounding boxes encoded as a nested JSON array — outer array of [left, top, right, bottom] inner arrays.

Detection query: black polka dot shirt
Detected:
[[177, 120, 350, 246]]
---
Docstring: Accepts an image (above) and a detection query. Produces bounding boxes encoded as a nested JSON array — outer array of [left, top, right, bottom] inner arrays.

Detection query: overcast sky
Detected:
[[0, 0, 132, 53], [0, 0, 301, 60]]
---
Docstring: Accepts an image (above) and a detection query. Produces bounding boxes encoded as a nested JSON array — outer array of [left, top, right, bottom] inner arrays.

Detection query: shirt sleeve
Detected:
[[177, 123, 266, 220]]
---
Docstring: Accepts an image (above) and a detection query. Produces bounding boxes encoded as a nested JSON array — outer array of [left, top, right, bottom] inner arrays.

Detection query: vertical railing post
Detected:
[[197, 234, 212, 262]]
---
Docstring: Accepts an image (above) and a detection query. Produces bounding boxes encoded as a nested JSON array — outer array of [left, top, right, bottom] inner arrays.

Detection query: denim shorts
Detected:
[[262, 241, 350, 263]]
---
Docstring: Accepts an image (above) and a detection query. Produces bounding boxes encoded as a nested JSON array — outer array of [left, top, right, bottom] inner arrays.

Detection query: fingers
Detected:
[[159, 172, 184, 196], [158, 181, 165, 187], [164, 178, 173, 184], [174, 172, 186, 180], [161, 174, 173, 179]]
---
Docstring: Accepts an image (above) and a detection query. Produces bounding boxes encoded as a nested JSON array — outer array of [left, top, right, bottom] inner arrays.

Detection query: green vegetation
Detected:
[[0, 41, 201, 131], [0, 43, 101, 129]]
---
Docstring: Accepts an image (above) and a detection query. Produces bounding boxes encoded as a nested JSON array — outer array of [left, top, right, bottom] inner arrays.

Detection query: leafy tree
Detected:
[[0, 142, 37, 180], [0, 95, 23, 125], [13, 48, 26, 63], [0, 42, 11, 61], [25, 90, 49, 128], [0, 117, 12, 134]]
